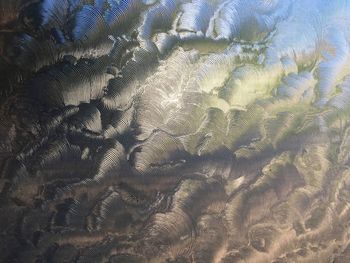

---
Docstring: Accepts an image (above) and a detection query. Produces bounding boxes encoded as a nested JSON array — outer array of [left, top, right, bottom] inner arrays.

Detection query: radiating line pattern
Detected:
[[1, 0, 350, 262]]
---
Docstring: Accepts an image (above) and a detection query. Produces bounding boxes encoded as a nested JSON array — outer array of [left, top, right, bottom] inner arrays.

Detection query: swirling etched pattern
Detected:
[[1, 0, 350, 262]]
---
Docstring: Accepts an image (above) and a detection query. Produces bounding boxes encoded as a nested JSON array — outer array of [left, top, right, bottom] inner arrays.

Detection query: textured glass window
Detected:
[[1, 0, 350, 262]]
